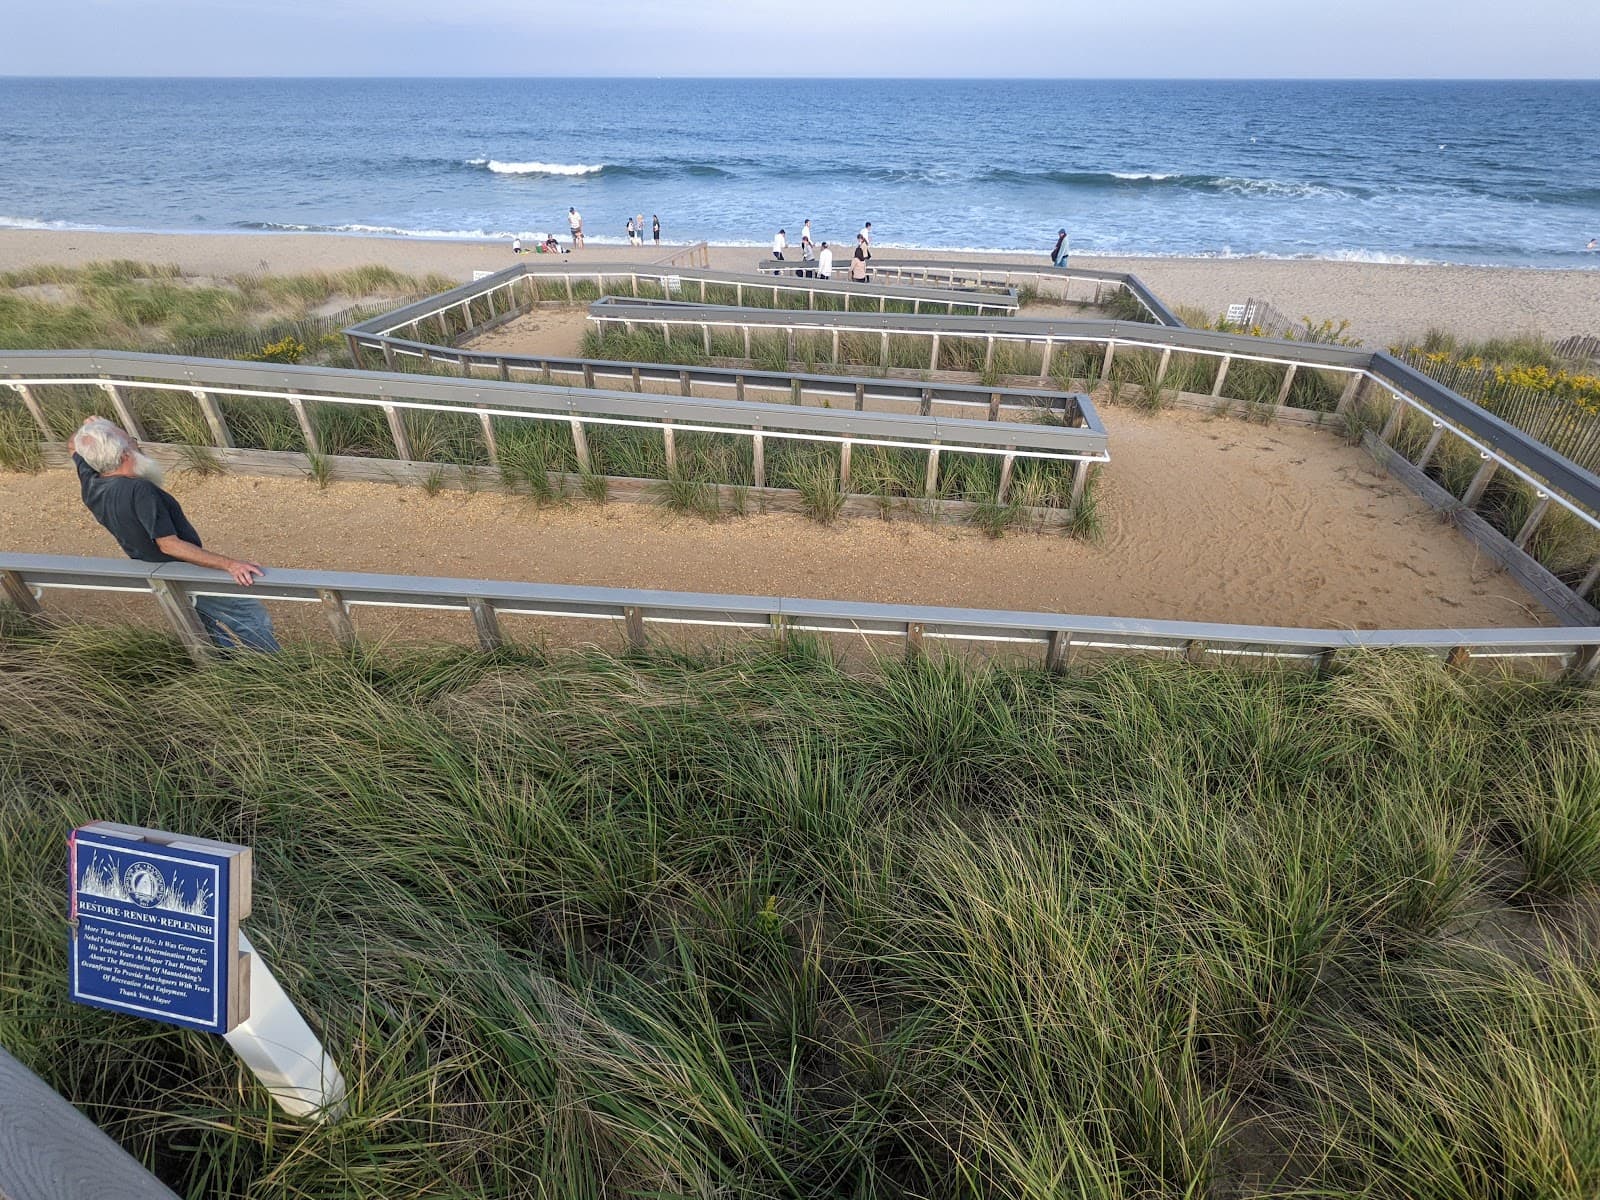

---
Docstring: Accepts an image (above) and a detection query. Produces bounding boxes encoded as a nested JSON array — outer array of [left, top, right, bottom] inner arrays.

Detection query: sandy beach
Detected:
[[0, 402, 1546, 635], [3, 228, 1597, 351]]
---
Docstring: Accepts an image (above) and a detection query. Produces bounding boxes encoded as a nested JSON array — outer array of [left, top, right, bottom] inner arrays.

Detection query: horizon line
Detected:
[[3, 74, 1598, 83]]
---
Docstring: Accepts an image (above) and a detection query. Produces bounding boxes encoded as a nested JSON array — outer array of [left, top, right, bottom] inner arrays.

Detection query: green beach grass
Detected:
[[2, 621, 1599, 1198], [0, 260, 454, 356]]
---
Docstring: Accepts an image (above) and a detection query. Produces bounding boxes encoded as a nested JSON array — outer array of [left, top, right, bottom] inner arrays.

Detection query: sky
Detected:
[[2, 0, 1597, 78]]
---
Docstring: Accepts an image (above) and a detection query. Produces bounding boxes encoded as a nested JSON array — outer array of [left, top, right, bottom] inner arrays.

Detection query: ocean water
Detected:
[[2, 77, 1598, 267]]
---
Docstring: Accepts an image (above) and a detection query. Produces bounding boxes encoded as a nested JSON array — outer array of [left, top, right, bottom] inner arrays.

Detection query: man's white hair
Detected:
[[75, 418, 134, 473]]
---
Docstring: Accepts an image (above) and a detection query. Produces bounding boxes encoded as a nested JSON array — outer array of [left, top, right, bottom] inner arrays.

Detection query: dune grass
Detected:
[[1, 625, 1598, 1198], [0, 261, 453, 353]]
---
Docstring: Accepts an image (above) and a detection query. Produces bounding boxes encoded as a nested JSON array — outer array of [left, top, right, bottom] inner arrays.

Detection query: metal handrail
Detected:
[[583, 304, 1600, 530], [344, 262, 1019, 341], [3, 553, 1595, 679], [348, 337, 1102, 426], [0, 350, 1105, 459], [755, 258, 1184, 327]]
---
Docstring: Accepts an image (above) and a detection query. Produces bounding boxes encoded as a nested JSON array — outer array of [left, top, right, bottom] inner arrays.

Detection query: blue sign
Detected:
[[69, 824, 250, 1035]]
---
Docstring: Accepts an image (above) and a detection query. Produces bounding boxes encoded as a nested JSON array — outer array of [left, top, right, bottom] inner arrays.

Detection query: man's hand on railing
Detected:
[[155, 536, 266, 586]]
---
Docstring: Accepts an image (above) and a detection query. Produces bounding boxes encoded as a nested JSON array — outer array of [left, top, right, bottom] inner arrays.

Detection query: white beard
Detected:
[[130, 451, 167, 488]]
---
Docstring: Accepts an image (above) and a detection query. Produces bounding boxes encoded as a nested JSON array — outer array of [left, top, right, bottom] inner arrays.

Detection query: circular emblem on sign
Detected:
[[124, 861, 165, 907]]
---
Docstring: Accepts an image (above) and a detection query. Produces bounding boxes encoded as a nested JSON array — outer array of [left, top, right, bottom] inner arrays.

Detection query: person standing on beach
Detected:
[[1051, 228, 1069, 267], [817, 241, 833, 280], [850, 240, 869, 283], [858, 222, 872, 254], [652, 215, 661, 245], [626, 216, 637, 245], [636, 214, 645, 246], [800, 219, 813, 255], [68, 416, 280, 653], [568, 207, 583, 249], [773, 228, 788, 261]]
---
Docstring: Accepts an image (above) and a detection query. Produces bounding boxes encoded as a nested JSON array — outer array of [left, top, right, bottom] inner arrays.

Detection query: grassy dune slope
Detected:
[[2, 623, 1599, 1198]]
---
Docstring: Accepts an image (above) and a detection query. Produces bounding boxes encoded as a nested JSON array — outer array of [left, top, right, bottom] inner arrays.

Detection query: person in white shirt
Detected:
[[858, 221, 872, 249], [511, 236, 523, 255], [816, 242, 833, 279], [568, 207, 583, 249], [772, 228, 788, 261], [800, 219, 813, 252]]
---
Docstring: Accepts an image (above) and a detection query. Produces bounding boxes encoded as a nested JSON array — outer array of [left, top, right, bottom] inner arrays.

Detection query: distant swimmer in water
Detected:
[[1588, 238, 1598, 251]]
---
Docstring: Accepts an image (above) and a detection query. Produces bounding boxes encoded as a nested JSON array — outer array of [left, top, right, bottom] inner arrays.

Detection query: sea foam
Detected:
[[466, 158, 604, 176]]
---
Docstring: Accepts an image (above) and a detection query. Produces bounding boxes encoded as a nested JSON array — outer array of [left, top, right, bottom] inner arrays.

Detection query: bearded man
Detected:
[[70, 416, 280, 652]]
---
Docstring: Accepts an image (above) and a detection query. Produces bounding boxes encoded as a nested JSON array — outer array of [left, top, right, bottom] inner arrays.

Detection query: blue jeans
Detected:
[[194, 595, 281, 653]]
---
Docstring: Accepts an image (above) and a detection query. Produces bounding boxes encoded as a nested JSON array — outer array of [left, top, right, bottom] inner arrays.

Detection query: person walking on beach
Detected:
[[773, 228, 788, 261], [858, 222, 872, 253], [626, 216, 637, 245], [850, 240, 869, 283], [68, 416, 280, 652], [817, 241, 833, 280], [568, 207, 583, 249], [636, 214, 645, 245], [652, 214, 661, 245], [800, 219, 813, 255], [800, 235, 815, 277], [1050, 228, 1069, 267]]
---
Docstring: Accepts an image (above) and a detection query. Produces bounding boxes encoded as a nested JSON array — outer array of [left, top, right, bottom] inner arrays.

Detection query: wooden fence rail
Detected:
[[4, 552, 1597, 680]]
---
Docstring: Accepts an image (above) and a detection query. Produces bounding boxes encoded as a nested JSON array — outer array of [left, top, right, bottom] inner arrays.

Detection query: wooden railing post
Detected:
[[839, 439, 852, 491], [1513, 495, 1552, 549], [905, 620, 924, 660], [191, 388, 233, 448], [752, 434, 766, 490], [9, 383, 54, 438], [1, 569, 42, 616], [1274, 363, 1299, 407], [1460, 456, 1499, 508], [1101, 341, 1116, 380], [1038, 339, 1053, 381], [1336, 371, 1362, 413], [101, 381, 145, 441], [287, 392, 320, 456], [1211, 356, 1232, 397], [478, 413, 500, 466], [1378, 399, 1406, 445], [997, 453, 1016, 503], [319, 588, 357, 648], [923, 446, 940, 498], [1045, 630, 1073, 673], [570, 417, 592, 472], [148, 577, 214, 663], [662, 421, 677, 473], [624, 605, 647, 650], [383, 404, 414, 461], [468, 598, 504, 651], [1416, 422, 1446, 470]]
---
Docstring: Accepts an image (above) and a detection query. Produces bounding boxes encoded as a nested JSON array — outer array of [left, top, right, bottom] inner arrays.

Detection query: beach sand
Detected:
[[0, 405, 1546, 636], [2, 228, 1597, 351]]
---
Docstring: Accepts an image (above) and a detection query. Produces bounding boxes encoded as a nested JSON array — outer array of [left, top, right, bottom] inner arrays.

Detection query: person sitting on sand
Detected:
[[512, 236, 523, 255], [542, 234, 561, 254], [68, 416, 280, 653], [1051, 228, 1069, 267]]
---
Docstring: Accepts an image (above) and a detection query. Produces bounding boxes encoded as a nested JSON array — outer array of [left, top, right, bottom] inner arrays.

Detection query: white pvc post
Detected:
[[224, 932, 347, 1122]]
